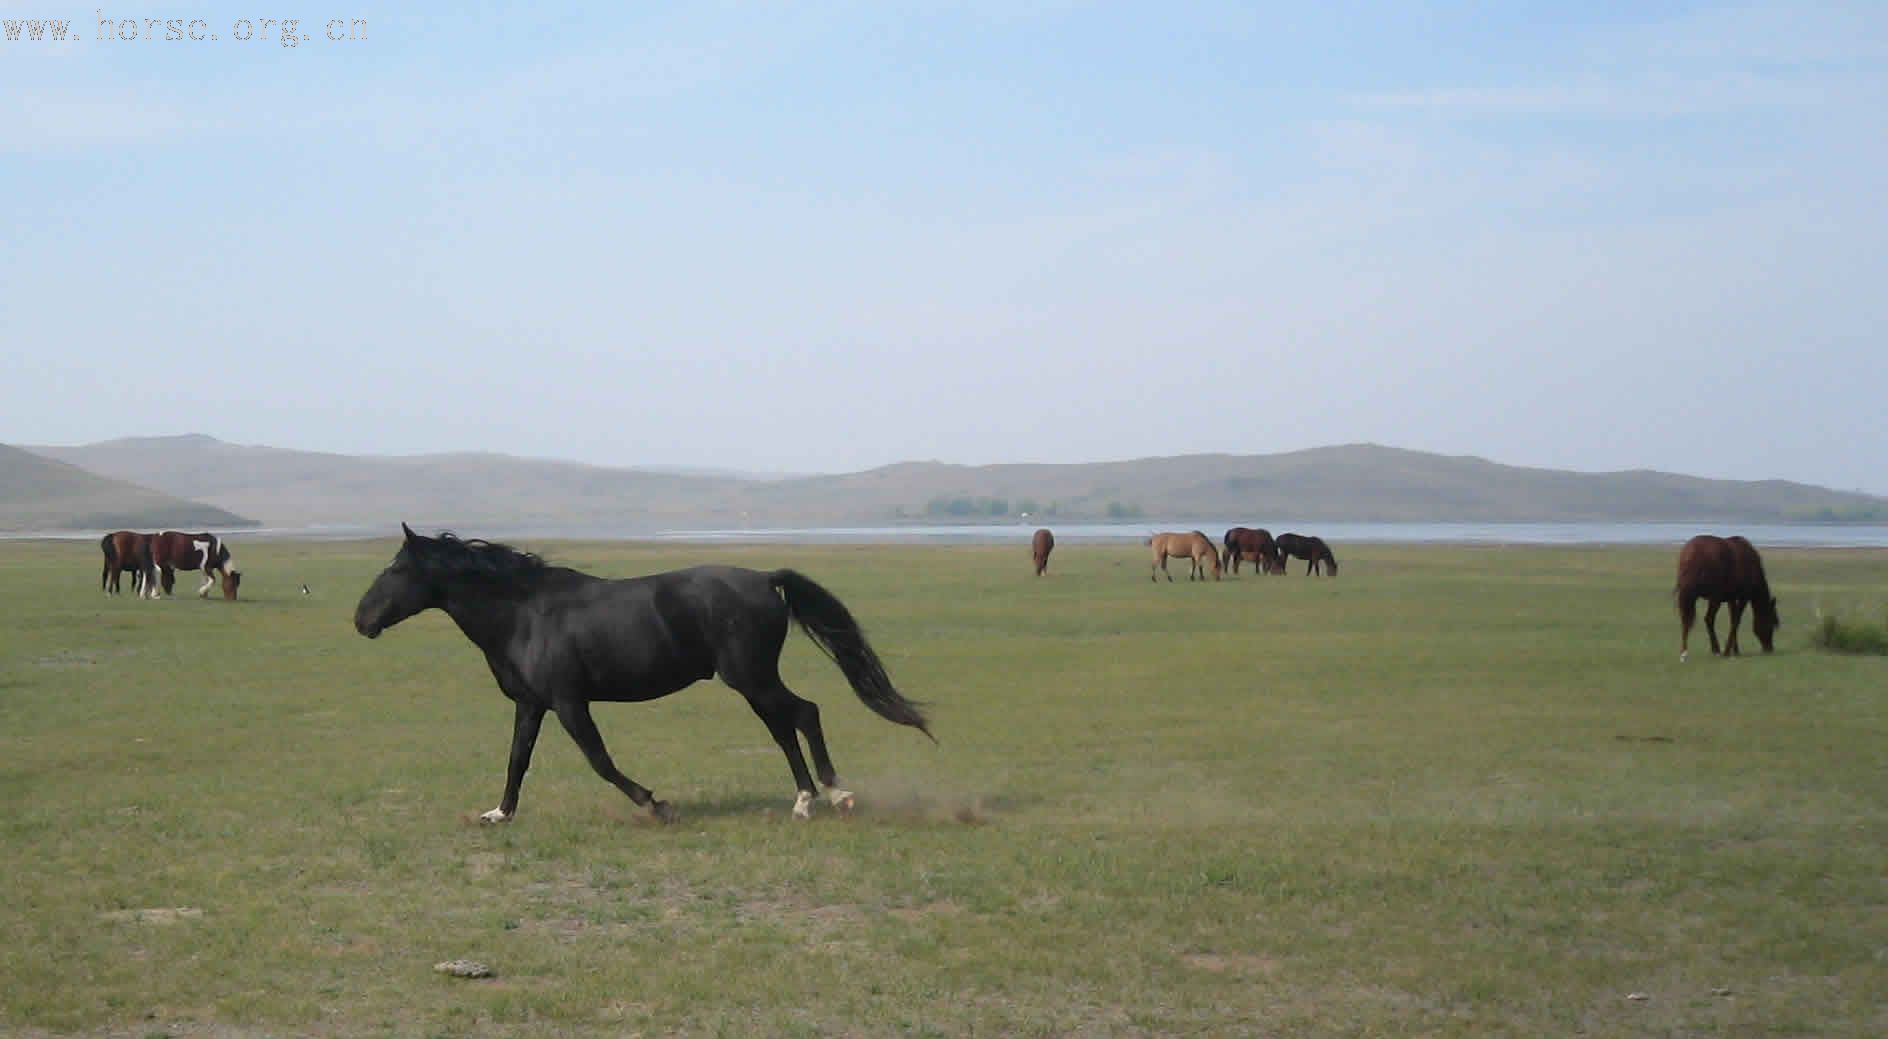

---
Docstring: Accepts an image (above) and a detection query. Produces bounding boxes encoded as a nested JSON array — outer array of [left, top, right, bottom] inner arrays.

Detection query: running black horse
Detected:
[[1275, 532, 1338, 576], [353, 526, 932, 823]]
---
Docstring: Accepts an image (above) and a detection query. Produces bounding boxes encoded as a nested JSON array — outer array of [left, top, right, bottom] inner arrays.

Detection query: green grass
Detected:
[[1811, 610, 1888, 655], [2, 539, 1884, 1037]]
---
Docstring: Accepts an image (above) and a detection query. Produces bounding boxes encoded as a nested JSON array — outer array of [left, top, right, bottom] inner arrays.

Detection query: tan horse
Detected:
[[1031, 528, 1054, 577], [1149, 531, 1221, 582]]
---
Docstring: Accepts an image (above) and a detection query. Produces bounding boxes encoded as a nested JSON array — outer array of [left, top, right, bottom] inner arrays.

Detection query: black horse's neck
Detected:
[[436, 573, 550, 652]]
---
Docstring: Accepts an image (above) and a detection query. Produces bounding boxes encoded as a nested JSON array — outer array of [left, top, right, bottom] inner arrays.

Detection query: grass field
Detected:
[[1, 538, 1883, 1037]]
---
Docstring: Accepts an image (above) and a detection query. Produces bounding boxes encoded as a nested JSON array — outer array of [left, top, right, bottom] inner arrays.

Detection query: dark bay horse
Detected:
[[1031, 528, 1055, 577], [1676, 534, 1778, 661], [353, 526, 932, 823], [1149, 531, 1221, 582], [147, 531, 239, 600], [100, 531, 152, 595], [1223, 527, 1282, 575], [1275, 533, 1338, 576]]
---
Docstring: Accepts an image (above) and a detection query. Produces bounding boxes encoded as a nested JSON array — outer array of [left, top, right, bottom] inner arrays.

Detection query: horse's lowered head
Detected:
[[1753, 595, 1779, 652]]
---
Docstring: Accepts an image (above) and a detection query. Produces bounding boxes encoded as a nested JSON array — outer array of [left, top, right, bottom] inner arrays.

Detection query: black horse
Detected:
[[1274, 533, 1339, 576], [353, 526, 931, 823]]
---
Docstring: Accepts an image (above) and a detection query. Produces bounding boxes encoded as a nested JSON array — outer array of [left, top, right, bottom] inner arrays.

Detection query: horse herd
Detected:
[[1029, 526, 1338, 583], [80, 523, 1783, 825], [1035, 527, 1778, 664], [98, 529, 240, 600]]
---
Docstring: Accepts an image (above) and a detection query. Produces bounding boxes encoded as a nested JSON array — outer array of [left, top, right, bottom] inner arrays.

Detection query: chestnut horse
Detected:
[[1222, 527, 1282, 575], [147, 531, 240, 600], [1031, 528, 1055, 577], [99, 530, 151, 595], [1675, 535, 1778, 661], [1149, 531, 1221, 582], [1275, 533, 1338, 576]]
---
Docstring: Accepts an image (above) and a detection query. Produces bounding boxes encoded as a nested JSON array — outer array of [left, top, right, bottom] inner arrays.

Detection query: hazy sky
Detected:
[[5, 3, 1884, 490]]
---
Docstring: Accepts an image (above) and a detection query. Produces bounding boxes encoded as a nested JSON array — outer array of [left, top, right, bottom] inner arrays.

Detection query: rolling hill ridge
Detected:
[[0, 442, 255, 532], [15, 435, 1886, 532]]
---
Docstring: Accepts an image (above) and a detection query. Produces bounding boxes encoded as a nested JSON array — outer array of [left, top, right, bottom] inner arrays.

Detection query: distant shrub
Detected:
[[1810, 611, 1888, 655]]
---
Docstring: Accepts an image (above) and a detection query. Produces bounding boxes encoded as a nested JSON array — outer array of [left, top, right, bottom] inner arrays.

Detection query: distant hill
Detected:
[[23, 436, 1888, 532], [25, 435, 758, 530], [0, 442, 256, 532]]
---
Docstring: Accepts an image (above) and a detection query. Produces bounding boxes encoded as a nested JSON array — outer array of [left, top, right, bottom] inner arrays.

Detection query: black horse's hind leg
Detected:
[[733, 681, 856, 818], [483, 700, 546, 823], [552, 699, 675, 823], [1703, 600, 1723, 655], [741, 690, 823, 814], [1727, 600, 1746, 657]]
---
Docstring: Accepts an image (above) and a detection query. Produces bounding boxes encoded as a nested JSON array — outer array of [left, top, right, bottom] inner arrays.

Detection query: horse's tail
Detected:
[[771, 569, 933, 740], [100, 534, 115, 590]]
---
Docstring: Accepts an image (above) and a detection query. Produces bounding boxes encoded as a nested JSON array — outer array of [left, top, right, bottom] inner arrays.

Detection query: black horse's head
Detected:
[[354, 524, 438, 638], [1753, 596, 1780, 653], [354, 525, 546, 638]]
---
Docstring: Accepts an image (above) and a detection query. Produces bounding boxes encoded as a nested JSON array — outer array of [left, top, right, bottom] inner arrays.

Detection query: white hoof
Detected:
[[792, 791, 815, 819], [828, 788, 855, 816], [1680, 651, 1688, 663], [479, 807, 510, 824]]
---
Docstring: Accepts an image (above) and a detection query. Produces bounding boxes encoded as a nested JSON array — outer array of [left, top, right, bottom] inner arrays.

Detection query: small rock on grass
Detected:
[[1625, 992, 1650, 1002], [434, 959, 495, 979]]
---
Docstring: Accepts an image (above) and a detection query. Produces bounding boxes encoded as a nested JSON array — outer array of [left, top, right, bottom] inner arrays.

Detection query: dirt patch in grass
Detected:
[[99, 907, 203, 925], [1182, 952, 1282, 975]]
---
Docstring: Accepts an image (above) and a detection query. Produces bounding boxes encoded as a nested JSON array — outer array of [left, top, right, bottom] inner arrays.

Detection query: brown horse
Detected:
[[1275, 532, 1338, 576], [147, 531, 240, 600], [1676, 535, 1778, 661], [1031, 528, 1055, 577], [100, 531, 152, 595], [1149, 531, 1221, 582], [1222, 527, 1282, 575]]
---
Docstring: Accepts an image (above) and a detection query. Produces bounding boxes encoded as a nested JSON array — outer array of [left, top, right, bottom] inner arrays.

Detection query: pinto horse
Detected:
[[353, 526, 932, 823], [1149, 531, 1221, 582], [100, 531, 152, 595], [147, 531, 239, 600], [1275, 532, 1338, 576], [1676, 535, 1778, 661], [1222, 527, 1282, 575], [1031, 528, 1055, 576]]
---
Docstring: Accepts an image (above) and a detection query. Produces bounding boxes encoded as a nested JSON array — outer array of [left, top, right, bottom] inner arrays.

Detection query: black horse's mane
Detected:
[[411, 531, 547, 581]]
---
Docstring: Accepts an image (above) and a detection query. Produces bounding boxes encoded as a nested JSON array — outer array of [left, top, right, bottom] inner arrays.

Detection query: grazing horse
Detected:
[[1275, 533, 1338, 576], [353, 526, 932, 823], [1031, 528, 1055, 577], [147, 531, 239, 600], [1149, 531, 1222, 582], [1222, 527, 1283, 576], [100, 530, 152, 595], [1675, 535, 1778, 661]]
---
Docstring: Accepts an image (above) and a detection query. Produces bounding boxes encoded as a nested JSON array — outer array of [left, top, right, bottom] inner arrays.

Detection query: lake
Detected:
[[12, 521, 1888, 547]]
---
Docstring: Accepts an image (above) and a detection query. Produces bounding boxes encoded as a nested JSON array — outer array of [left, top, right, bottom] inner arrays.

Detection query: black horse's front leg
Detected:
[[483, 700, 546, 824], [554, 700, 676, 823]]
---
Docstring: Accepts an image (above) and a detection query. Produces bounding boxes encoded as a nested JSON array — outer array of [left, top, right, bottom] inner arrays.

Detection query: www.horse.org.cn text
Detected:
[[1, 13, 368, 47]]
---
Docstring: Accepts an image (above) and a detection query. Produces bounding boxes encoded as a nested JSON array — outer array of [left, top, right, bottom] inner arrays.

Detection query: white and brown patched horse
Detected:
[[145, 531, 240, 600]]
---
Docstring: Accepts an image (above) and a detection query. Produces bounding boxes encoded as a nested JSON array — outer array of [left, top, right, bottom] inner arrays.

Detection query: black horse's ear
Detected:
[[401, 522, 419, 542]]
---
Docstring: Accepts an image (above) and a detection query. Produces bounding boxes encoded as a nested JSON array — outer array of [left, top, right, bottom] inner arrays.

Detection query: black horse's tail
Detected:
[[100, 533, 115, 591], [771, 569, 933, 740]]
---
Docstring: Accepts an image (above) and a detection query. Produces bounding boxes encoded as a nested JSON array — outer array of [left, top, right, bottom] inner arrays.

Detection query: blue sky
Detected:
[[4, 2, 1884, 491]]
